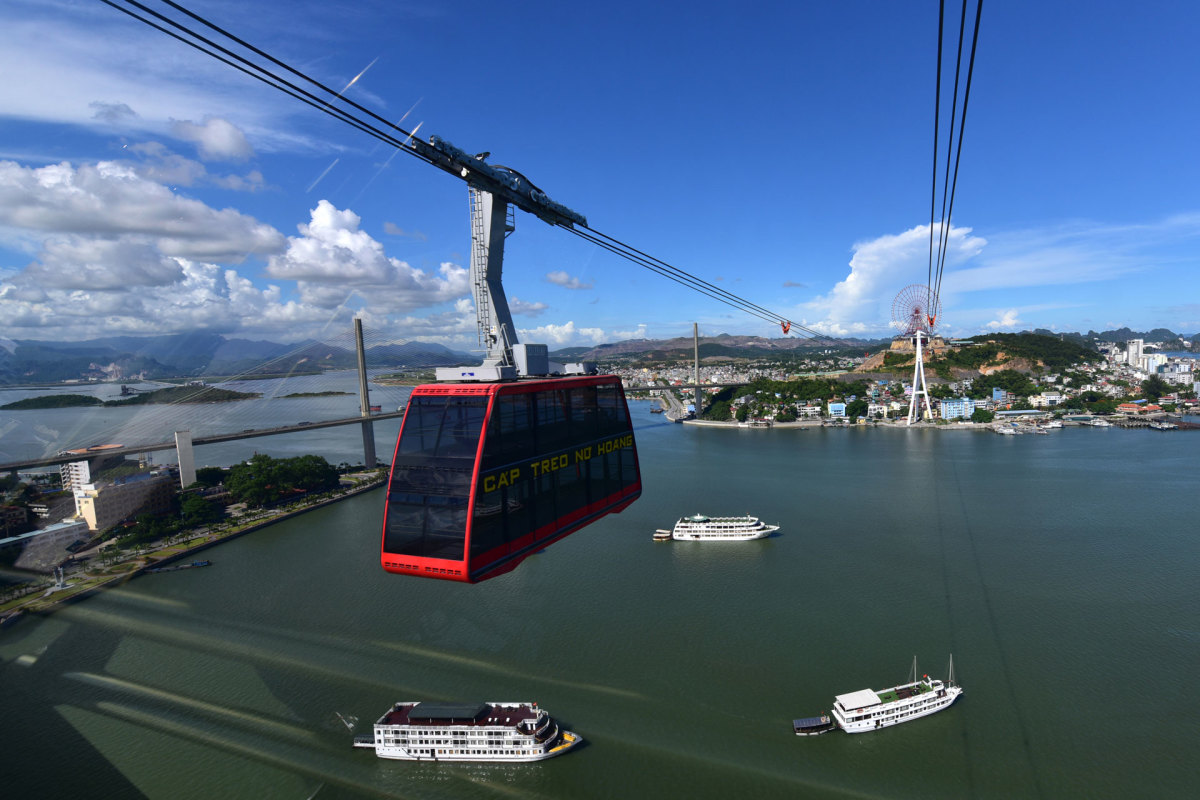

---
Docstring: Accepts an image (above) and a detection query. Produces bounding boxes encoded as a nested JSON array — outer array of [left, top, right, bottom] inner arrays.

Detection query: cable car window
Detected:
[[567, 386, 599, 441], [504, 480, 535, 544], [531, 472, 557, 533], [596, 382, 624, 436], [384, 396, 487, 561], [470, 486, 505, 555], [536, 389, 569, 452], [556, 459, 589, 516], [482, 394, 534, 469]]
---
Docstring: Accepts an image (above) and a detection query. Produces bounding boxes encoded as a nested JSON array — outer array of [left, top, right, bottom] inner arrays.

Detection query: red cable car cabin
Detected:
[[381, 375, 641, 583]]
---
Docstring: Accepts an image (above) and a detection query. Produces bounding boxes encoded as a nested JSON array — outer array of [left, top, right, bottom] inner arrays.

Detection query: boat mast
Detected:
[[948, 653, 956, 687], [909, 655, 918, 684]]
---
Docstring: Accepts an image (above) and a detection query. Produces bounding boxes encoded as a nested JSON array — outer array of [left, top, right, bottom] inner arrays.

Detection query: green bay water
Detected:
[[2, 408, 1198, 798]]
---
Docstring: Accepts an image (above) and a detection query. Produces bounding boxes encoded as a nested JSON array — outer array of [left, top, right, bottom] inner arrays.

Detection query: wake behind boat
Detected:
[[664, 514, 779, 541]]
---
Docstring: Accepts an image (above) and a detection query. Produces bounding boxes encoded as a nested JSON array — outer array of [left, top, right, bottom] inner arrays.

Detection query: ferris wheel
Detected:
[[891, 285, 941, 425], [891, 284, 942, 337]]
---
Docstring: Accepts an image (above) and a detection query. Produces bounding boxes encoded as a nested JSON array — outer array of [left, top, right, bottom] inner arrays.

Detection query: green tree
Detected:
[[845, 398, 869, 420], [194, 466, 226, 487], [970, 408, 994, 423], [736, 404, 751, 422], [1140, 374, 1169, 401], [180, 493, 224, 527], [705, 400, 732, 421]]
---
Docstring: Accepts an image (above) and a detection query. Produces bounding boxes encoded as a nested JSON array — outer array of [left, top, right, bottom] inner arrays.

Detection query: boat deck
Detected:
[[874, 681, 934, 705]]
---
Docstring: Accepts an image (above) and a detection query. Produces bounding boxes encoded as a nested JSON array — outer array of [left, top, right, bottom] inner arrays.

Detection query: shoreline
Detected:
[[681, 418, 992, 430], [0, 475, 386, 631]]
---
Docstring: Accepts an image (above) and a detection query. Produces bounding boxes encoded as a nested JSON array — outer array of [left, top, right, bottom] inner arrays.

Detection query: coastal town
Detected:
[[616, 334, 1198, 425]]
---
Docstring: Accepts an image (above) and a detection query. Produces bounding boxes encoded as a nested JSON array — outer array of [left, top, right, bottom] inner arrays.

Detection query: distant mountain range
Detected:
[[0, 333, 475, 385], [0, 326, 1193, 385]]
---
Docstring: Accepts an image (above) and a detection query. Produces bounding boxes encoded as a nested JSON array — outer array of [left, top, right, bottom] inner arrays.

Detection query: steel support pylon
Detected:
[[907, 330, 932, 425]]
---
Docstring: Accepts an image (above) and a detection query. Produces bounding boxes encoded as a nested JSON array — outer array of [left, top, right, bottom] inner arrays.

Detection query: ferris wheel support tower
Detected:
[[891, 285, 942, 426], [907, 329, 932, 425]]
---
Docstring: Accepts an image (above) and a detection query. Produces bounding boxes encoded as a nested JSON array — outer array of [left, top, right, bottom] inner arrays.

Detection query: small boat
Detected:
[[1149, 420, 1177, 431], [668, 514, 779, 541], [652, 529, 672, 541], [792, 714, 837, 736], [1088, 418, 1112, 427]]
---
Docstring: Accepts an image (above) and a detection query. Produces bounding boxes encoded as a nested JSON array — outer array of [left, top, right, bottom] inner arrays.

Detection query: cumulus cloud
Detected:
[[509, 297, 549, 317], [0, 160, 283, 260], [266, 200, 470, 311], [611, 323, 649, 340], [800, 223, 985, 336], [0, 163, 472, 343], [546, 270, 593, 290], [985, 309, 1022, 330], [171, 117, 255, 162], [518, 320, 606, 346]]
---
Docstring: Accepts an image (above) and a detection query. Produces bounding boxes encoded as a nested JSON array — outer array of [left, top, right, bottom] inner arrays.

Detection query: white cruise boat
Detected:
[[354, 701, 580, 762], [665, 514, 779, 541], [829, 657, 962, 733], [1088, 418, 1112, 427]]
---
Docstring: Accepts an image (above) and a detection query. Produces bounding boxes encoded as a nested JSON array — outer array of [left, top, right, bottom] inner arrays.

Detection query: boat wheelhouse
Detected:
[[669, 514, 779, 541], [354, 701, 580, 762], [829, 658, 962, 733], [382, 375, 641, 582]]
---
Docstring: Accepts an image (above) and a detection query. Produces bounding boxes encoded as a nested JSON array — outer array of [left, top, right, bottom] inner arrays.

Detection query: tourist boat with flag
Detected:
[[657, 514, 779, 541], [827, 656, 962, 733], [353, 701, 580, 762]]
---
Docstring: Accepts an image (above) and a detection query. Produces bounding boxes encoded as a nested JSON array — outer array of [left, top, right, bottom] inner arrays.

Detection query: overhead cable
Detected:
[[101, 0, 851, 348], [927, 0, 984, 314]]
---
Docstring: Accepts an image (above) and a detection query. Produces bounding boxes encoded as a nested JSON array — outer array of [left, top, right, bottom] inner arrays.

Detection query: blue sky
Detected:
[[2, 0, 1199, 350]]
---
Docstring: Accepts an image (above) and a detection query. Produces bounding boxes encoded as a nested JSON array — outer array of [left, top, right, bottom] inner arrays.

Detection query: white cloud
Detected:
[[0, 160, 284, 261], [546, 270, 593, 290], [610, 324, 649, 340], [800, 223, 984, 336], [265, 200, 469, 310], [985, 309, 1022, 330], [0, 4, 337, 156], [509, 297, 549, 317], [171, 117, 254, 162], [0, 165, 471, 343], [518, 320, 606, 346]]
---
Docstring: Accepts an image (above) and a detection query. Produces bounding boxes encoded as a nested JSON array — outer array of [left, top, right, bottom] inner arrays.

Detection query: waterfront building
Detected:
[[866, 403, 889, 419], [1030, 391, 1063, 408], [939, 397, 976, 420], [828, 402, 846, 418], [73, 473, 175, 532]]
